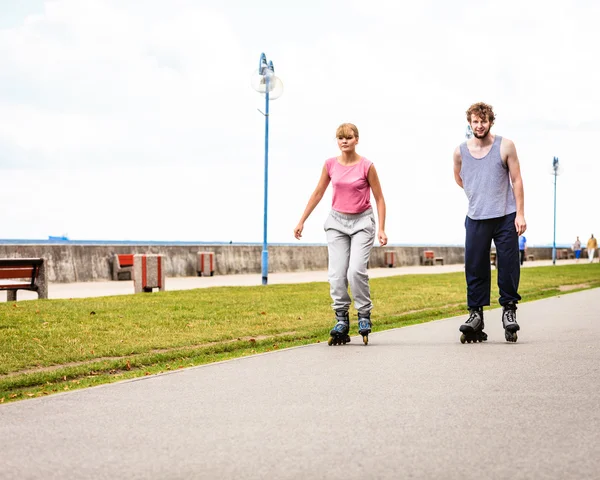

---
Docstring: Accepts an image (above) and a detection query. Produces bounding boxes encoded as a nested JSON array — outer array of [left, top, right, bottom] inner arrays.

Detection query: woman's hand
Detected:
[[294, 223, 304, 240], [378, 229, 388, 246]]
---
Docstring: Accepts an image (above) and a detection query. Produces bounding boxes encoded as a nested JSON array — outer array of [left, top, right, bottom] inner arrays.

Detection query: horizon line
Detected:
[[0, 238, 575, 249]]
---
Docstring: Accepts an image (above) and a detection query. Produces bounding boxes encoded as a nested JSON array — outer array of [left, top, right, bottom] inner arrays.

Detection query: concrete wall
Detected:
[[0, 244, 557, 284], [521, 247, 556, 261], [370, 246, 466, 267]]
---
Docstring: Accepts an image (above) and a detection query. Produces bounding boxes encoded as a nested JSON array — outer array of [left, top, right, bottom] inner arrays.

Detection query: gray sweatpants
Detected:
[[324, 208, 376, 314]]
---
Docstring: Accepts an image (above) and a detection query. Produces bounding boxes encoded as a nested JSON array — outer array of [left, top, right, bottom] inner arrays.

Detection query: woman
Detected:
[[294, 123, 387, 345]]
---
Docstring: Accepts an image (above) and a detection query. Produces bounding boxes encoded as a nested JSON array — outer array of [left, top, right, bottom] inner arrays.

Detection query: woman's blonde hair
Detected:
[[336, 123, 359, 139]]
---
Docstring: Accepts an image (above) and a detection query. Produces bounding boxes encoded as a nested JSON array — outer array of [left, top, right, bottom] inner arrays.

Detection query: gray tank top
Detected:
[[459, 135, 516, 220]]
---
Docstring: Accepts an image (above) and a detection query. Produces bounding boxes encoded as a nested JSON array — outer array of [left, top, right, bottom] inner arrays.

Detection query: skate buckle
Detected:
[[333, 322, 348, 334]]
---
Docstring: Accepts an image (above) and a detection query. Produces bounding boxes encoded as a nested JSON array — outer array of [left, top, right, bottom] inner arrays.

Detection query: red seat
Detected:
[[118, 254, 135, 267]]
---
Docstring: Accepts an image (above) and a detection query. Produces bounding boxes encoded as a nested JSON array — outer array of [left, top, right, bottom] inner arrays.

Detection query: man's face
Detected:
[[469, 114, 492, 139]]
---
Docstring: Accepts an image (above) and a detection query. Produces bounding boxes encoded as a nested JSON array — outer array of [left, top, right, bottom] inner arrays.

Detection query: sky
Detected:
[[1, 0, 599, 246]]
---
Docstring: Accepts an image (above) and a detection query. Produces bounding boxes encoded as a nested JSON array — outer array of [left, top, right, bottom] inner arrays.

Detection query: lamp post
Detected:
[[552, 156, 559, 265], [252, 53, 283, 285]]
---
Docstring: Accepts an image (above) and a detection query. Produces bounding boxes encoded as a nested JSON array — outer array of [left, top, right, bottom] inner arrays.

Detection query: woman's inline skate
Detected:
[[357, 312, 372, 345], [328, 310, 351, 346]]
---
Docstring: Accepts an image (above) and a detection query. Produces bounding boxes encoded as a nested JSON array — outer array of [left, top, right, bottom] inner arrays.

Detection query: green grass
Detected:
[[1, 264, 599, 403]]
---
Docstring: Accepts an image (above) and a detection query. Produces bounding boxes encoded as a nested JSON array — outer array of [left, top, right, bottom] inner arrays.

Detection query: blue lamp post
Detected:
[[252, 53, 283, 285], [552, 156, 559, 265]]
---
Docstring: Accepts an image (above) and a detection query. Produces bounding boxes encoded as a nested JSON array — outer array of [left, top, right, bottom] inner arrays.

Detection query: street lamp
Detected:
[[251, 53, 283, 285], [551, 156, 560, 265]]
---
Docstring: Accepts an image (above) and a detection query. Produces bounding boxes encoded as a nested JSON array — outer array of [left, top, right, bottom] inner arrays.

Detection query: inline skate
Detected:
[[459, 307, 488, 344], [357, 312, 372, 345], [502, 302, 520, 343], [328, 310, 351, 346]]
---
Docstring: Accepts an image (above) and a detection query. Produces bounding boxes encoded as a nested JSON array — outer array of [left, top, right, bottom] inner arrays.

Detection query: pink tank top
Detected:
[[325, 156, 373, 214]]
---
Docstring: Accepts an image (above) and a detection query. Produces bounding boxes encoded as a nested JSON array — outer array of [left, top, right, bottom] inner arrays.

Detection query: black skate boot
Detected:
[[328, 310, 351, 346], [459, 307, 488, 344], [357, 312, 372, 345], [502, 302, 520, 343]]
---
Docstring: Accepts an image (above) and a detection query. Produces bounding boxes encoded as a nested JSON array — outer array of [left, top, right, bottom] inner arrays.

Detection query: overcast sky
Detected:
[[1, 0, 598, 246]]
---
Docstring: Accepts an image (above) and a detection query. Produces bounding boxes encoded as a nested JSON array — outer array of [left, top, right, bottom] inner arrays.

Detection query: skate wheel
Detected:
[[363, 335, 368, 345], [460, 334, 466, 344], [328, 336, 334, 346], [505, 331, 518, 343]]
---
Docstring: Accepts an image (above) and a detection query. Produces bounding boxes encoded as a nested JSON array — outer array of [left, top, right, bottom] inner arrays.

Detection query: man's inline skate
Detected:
[[502, 302, 520, 343], [459, 307, 488, 344], [328, 310, 351, 346], [357, 312, 372, 345]]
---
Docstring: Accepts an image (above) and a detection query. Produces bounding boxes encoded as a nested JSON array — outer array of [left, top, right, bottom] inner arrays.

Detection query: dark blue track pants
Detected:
[[464, 213, 521, 308]]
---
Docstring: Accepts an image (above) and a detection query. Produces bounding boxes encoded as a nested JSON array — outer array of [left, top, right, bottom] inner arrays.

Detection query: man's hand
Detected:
[[515, 214, 527, 235]]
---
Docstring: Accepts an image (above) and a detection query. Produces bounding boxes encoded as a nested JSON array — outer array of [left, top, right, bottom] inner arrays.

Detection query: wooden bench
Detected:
[[527, 254, 534, 262], [0, 258, 48, 301], [112, 254, 134, 281], [490, 251, 497, 266], [422, 250, 434, 266], [423, 250, 444, 266]]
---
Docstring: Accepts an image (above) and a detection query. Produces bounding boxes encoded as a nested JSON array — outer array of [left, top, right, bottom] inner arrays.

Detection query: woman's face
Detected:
[[337, 133, 358, 153]]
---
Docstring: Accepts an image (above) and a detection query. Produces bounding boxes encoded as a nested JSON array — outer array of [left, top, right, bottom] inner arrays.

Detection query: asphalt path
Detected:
[[1, 287, 599, 479]]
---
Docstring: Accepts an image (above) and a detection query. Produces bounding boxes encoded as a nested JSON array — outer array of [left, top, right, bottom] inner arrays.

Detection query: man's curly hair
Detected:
[[466, 102, 495, 124]]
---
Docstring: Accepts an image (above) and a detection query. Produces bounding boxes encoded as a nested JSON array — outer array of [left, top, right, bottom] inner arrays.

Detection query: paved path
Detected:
[[0, 258, 583, 301], [1, 287, 599, 479]]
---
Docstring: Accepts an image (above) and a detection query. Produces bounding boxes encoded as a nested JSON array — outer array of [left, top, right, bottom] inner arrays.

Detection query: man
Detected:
[[453, 102, 526, 343], [586, 234, 597, 263], [573, 236, 581, 263], [518, 234, 527, 265]]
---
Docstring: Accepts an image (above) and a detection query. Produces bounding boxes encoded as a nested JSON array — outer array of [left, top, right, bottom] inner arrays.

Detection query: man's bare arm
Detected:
[[453, 146, 463, 188], [503, 138, 527, 234]]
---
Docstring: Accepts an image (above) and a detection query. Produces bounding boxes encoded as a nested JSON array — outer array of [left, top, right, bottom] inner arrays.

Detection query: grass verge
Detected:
[[1, 263, 599, 403]]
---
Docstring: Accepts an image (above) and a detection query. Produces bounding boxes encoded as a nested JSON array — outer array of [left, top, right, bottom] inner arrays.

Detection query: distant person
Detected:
[[518, 234, 527, 265], [453, 102, 526, 343], [572, 236, 581, 262], [294, 123, 387, 346], [586, 234, 597, 263]]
